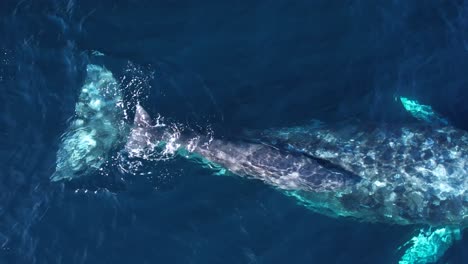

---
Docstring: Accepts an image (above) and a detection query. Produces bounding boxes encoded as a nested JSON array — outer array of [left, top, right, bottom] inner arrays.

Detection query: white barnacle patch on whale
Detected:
[[51, 64, 124, 181]]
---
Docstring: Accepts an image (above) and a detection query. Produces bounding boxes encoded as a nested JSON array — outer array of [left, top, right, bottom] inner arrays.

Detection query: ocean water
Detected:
[[0, 1, 467, 263]]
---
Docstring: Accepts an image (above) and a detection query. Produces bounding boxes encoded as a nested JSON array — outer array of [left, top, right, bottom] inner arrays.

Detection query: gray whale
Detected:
[[52, 64, 465, 263]]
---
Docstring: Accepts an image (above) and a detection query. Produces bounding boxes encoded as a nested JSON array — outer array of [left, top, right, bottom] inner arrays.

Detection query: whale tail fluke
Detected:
[[51, 64, 124, 182]]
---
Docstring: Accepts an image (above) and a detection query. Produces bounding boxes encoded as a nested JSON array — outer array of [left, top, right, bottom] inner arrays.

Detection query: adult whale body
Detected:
[[53, 64, 466, 263]]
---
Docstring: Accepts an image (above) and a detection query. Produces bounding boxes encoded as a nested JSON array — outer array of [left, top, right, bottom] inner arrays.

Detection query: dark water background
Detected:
[[1, 0, 468, 263]]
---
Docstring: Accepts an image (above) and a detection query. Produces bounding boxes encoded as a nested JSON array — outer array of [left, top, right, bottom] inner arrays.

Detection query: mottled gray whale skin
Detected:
[[257, 122, 468, 228]]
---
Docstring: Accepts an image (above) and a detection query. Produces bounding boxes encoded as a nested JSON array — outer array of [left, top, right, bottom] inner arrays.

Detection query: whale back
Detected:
[[194, 139, 362, 193]]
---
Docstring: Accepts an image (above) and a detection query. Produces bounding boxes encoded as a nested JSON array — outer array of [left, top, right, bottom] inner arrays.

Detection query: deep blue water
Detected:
[[1, 1, 468, 263]]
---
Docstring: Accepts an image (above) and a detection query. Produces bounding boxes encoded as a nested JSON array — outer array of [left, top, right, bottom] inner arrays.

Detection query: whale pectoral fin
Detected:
[[398, 226, 461, 264], [399, 96, 449, 125]]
